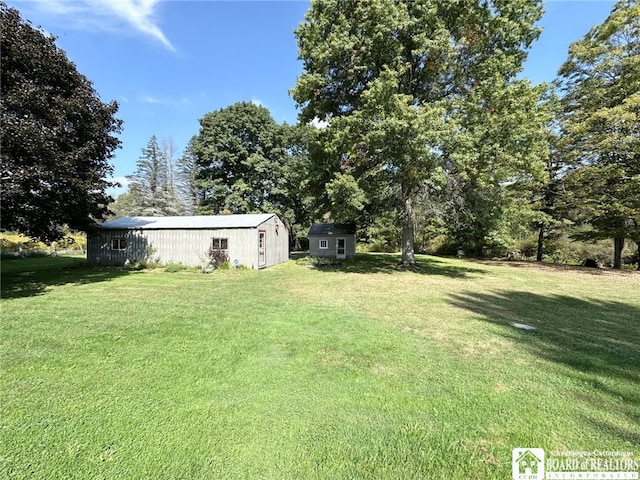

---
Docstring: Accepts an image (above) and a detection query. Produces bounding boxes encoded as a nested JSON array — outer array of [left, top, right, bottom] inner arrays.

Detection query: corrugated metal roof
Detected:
[[308, 222, 356, 236], [99, 214, 276, 230]]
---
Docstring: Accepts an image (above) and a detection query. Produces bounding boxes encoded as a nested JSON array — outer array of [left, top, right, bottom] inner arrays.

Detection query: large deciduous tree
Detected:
[[1, 3, 122, 242], [442, 80, 550, 256], [278, 123, 316, 246], [193, 102, 313, 246], [193, 102, 284, 215], [292, 0, 545, 263], [556, 0, 640, 268]]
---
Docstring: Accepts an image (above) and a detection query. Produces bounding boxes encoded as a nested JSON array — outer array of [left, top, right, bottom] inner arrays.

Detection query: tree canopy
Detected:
[[8, 0, 634, 267], [292, 0, 546, 263], [1, 2, 122, 242], [193, 102, 285, 215], [556, 0, 640, 268], [192, 102, 313, 242]]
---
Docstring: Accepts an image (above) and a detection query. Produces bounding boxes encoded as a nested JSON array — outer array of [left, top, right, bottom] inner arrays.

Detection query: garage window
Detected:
[[111, 238, 127, 250], [212, 238, 228, 252]]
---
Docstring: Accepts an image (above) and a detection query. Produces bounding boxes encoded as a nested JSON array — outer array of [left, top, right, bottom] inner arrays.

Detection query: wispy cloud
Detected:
[[29, 0, 175, 51], [108, 0, 174, 51], [140, 95, 191, 108]]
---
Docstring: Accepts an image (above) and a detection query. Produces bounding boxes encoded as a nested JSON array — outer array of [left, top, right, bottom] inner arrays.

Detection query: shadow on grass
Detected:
[[305, 253, 488, 278], [1, 255, 136, 299], [477, 259, 640, 277], [449, 290, 640, 444]]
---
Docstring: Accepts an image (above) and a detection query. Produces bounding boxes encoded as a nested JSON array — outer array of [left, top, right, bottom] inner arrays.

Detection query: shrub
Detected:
[[203, 246, 229, 272], [0, 232, 48, 256], [124, 259, 160, 270], [1, 230, 87, 257], [576, 241, 614, 267], [540, 231, 624, 266], [51, 232, 87, 253], [513, 236, 538, 259], [422, 235, 457, 256]]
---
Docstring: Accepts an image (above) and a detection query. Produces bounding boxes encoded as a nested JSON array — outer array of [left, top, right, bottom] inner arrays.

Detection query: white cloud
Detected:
[[108, 0, 175, 51], [250, 97, 265, 107], [29, 0, 175, 51]]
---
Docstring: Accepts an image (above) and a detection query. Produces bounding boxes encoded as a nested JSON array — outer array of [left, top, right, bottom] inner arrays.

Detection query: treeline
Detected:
[[2, 1, 637, 267], [113, 0, 639, 269]]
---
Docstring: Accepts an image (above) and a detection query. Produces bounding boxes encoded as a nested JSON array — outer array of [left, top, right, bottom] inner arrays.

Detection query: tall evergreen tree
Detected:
[[126, 135, 184, 216], [158, 136, 184, 215], [175, 137, 201, 215], [556, 0, 640, 268], [534, 119, 566, 262]]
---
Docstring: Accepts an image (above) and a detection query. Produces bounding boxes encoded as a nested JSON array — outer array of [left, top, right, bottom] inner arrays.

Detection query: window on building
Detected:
[[319, 239, 328, 249], [111, 238, 127, 250], [212, 238, 228, 251]]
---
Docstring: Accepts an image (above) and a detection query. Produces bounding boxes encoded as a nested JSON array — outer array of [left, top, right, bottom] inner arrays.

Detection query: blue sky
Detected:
[[7, 0, 617, 197]]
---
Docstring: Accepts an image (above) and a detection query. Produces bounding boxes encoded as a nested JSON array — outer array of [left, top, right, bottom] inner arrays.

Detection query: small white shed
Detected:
[[87, 214, 289, 269]]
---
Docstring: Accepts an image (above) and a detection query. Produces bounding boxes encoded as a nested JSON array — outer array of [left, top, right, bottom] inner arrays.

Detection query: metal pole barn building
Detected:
[[87, 214, 289, 270]]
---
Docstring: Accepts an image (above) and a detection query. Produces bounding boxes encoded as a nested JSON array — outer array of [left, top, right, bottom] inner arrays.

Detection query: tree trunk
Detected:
[[400, 197, 416, 265], [613, 237, 624, 269], [536, 222, 544, 262]]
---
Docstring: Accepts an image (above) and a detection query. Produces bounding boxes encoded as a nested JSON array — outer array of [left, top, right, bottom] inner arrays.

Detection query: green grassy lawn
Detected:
[[1, 254, 638, 479]]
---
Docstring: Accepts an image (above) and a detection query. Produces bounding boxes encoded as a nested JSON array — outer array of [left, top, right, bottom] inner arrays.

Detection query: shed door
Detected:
[[258, 231, 266, 267], [336, 237, 346, 260]]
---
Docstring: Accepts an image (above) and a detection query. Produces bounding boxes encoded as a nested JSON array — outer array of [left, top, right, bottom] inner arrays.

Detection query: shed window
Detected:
[[319, 239, 328, 249], [111, 238, 127, 250], [212, 238, 228, 251]]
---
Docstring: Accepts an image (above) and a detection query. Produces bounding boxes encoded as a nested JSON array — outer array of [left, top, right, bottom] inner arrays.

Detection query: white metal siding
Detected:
[[87, 216, 290, 269], [255, 216, 290, 268]]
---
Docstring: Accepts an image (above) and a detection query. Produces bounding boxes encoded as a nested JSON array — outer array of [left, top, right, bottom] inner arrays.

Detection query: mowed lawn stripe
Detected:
[[1, 254, 638, 479]]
